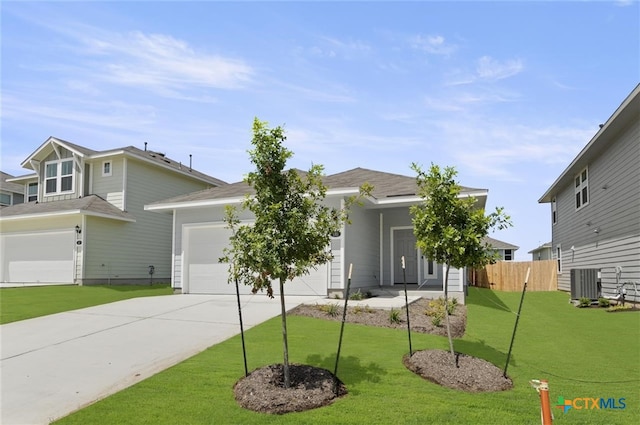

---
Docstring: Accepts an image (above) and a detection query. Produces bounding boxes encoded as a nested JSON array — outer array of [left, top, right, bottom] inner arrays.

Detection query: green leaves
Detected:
[[221, 118, 361, 298], [410, 163, 512, 270]]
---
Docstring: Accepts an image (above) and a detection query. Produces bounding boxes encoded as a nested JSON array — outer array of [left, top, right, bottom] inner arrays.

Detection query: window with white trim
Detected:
[[574, 167, 589, 210], [551, 197, 557, 225], [102, 161, 112, 177], [45, 159, 74, 195], [27, 182, 38, 202], [504, 249, 513, 261]]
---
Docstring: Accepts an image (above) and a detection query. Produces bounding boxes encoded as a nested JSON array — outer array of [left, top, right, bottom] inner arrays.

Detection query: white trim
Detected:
[[339, 198, 346, 290], [0, 210, 136, 222], [122, 157, 128, 211], [145, 197, 245, 211], [379, 212, 384, 286], [171, 209, 177, 289]]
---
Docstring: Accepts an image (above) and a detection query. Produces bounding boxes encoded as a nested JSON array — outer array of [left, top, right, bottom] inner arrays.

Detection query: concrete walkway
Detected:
[[0, 294, 325, 425]]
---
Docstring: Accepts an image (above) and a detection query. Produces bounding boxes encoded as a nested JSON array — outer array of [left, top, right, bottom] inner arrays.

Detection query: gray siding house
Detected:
[[528, 242, 553, 261], [1, 172, 26, 207], [147, 168, 489, 303], [483, 236, 519, 261], [539, 84, 640, 302], [1, 137, 225, 285]]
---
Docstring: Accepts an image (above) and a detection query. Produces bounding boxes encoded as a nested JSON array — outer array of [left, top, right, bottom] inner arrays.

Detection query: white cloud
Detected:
[[80, 31, 253, 92], [409, 34, 456, 56], [476, 56, 524, 81]]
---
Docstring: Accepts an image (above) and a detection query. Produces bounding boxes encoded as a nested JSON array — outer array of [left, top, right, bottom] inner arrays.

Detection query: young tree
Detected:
[[221, 118, 368, 388], [410, 163, 511, 365]]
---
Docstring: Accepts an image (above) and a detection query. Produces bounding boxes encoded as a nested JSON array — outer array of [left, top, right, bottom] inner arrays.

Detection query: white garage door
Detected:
[[183, 224, 328, 296], [1, 230, 75, 283]]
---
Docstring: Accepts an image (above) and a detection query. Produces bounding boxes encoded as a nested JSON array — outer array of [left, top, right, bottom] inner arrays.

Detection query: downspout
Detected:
[[379, 213, 383, 286], [122, 157, 128, 211]]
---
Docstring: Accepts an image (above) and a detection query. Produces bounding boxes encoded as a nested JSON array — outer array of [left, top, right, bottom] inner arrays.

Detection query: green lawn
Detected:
[[0, 284, 173, 324], [55, 289, 639, 424]]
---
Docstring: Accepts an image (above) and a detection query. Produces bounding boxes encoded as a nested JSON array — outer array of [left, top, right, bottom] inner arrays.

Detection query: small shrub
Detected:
[[389, 308, 402, 324], [349, 289, 364, 300], [332, 293, 342, 300], [364, 305, 374, 314], [320, 303, 341, 317], [606, 304, 632, 312], [578, 297, 592, 308], [598, 297, 611, 308], [353, 305, 363, 315]]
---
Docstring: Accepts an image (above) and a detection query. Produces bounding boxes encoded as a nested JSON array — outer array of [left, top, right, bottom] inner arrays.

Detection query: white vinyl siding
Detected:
[[81, 157, 212, 284], [92, 157, 125, 210]]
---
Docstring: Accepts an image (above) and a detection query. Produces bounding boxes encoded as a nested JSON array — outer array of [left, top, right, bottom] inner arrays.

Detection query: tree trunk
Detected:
[[443, 263, 456, 366], [279, 277, 290, 388]]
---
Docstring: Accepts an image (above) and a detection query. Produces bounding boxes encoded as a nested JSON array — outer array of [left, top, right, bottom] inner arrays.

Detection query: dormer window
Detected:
[[45, 159, 74, 195]]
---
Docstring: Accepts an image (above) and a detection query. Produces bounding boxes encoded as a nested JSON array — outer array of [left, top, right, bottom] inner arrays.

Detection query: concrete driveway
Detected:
[[0, 294, 322, 425]]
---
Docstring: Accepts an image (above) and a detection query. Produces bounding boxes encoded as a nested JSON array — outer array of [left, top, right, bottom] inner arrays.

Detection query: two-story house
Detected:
[[0, 137, 225, 286], [528, 242, 553, 261], [539, 84, 639, 302], [1, 172, 26, 207]]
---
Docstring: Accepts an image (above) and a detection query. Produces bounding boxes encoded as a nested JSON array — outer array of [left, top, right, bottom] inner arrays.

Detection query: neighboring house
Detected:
[[0, 137, 225, 285], [1, 172, 26, 207], [483, 236, 519, 261], [539, 84, 640, 302], [146, 167, 489, 303], [528, 242, 553, 261]]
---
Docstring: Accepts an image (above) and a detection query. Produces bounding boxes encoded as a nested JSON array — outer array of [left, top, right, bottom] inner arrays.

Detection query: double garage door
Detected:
[[1, 230, 75, 284], [183, 224, 328, 296]]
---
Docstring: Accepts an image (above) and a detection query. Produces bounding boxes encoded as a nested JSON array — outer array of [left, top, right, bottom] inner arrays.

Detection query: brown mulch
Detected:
[[403, 349, 513, 392], [234, 364, 347, 414], [288, 297, 467, 338], [234, 297, 510, 414]]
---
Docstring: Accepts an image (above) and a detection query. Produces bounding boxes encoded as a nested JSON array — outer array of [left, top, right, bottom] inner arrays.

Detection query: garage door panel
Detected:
[[184, 224, 327, 296], [1, 231, 74, 283]]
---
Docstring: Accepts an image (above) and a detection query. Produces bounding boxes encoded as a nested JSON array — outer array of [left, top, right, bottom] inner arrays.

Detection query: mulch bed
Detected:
[[234, 364, 347, 414], [234, 297, 511, 414]]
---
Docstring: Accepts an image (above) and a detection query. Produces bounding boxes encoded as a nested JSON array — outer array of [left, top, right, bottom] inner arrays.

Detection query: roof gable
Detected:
[[539, 84, 640, 203]]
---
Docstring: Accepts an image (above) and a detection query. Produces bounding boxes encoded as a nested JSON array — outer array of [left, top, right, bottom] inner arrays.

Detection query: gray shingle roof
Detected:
[[150, 167, 486, 206], [1, 172, 25, 194], [483, 236, 519, 250], [0, 195, 135, 221]]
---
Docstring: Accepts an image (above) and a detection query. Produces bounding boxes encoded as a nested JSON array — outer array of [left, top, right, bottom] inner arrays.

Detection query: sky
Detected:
[[1, 0, 639, 259]]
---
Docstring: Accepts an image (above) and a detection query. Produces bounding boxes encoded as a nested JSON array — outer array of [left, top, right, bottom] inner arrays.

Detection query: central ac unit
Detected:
[[570, 268, 600, 299]]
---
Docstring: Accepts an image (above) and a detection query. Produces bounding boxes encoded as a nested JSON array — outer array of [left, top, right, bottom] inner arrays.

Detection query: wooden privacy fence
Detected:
[[470, 260, 557, 291]]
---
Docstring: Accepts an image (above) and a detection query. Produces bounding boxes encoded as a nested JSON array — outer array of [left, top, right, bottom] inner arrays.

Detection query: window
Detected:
[[551, 197, 557, 225], [556, 246, 562, 273], [28, 183, 38, 202], [425, 258, 437, 278], [0, 193, 11, 206], [574, 167, 589, 209], [102, 161, 112, 177], [504, 249, 513, 261], [45, 159, 74, 195]]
